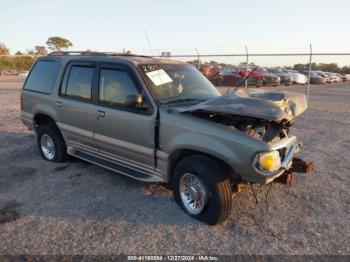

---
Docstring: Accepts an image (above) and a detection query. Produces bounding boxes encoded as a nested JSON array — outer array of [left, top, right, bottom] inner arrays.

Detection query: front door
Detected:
[[93, 63, 156, 176]]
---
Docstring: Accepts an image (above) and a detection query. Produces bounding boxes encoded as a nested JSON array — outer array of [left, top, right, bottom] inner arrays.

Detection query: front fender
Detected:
[[165, 133, 241, 169], [160, 111, 270, 183]]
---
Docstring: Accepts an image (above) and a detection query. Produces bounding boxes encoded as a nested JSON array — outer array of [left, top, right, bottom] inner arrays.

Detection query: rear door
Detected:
[[93, 63, 156, 176], [55, 61, 97, 153]]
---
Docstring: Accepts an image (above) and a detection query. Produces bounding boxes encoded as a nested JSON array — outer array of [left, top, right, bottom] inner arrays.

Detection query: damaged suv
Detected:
[[21, 52, 313, 225]]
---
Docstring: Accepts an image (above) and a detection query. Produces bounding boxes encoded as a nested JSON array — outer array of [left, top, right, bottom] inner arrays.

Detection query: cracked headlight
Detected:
[[257, 151, 281, 172]]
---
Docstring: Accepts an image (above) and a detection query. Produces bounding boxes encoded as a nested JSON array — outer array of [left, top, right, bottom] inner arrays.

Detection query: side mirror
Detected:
[[124, 94, 148, 110], [136, 94, 148, 110]]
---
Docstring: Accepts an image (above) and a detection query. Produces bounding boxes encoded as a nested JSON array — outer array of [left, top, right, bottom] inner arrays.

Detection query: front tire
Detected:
[[37, 124, 67, 163], [172, 155, 232, 225]]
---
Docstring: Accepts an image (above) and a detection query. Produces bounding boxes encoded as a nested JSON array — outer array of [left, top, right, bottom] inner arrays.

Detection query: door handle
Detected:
[[97, 110, 105, 118], [55, 101, 63, 107]]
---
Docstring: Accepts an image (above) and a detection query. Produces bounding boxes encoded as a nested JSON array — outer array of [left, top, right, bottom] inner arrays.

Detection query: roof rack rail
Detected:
[[48, 51, 152, 58]]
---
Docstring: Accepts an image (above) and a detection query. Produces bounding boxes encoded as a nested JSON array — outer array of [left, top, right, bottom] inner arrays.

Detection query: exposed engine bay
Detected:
[[177, 88, 308, 143], [189, 110, 292, 142]]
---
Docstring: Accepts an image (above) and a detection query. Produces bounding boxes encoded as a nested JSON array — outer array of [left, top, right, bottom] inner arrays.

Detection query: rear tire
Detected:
[[172, 155, 232, 225], [37, 124, 67, 163]]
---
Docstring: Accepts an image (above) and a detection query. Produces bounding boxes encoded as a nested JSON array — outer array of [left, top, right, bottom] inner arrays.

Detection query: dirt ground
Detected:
[[0, 76, 349, 255]]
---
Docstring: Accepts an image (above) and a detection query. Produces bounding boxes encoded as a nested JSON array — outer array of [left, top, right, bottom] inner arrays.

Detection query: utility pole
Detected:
[[245, 46, 249, 88], [195, 48, 200, 70], [307, 44, 312, 103]]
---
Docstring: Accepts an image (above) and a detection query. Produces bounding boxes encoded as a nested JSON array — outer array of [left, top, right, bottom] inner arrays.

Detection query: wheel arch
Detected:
[[167, 148, 240, 184], [33, 113, 58, 131]]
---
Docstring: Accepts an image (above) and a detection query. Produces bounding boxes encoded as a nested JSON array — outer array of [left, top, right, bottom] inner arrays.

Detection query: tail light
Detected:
[[20, 93, 23, 111]]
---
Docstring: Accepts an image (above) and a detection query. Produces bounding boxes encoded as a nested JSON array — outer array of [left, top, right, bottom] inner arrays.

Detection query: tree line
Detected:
[[0, 37, 73, 70], [187, 60, 350, 74], [291, 63, 350, 74], [1, 39, 350, 74]]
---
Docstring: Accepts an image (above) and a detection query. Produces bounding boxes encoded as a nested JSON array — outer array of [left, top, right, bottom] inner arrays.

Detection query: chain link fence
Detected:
[[140, 44, 350, 100], [1, 44, 350, 97]]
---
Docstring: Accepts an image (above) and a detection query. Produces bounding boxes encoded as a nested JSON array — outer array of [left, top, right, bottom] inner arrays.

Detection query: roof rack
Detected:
[[48, 51, 152, 58]]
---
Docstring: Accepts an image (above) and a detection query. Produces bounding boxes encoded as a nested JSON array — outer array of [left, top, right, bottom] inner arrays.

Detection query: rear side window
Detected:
[[62, 66, 94, 100], [24, 61, 60, 94]]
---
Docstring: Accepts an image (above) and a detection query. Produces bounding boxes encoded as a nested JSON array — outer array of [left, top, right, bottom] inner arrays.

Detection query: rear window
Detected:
[[24, 60, 60, 94]]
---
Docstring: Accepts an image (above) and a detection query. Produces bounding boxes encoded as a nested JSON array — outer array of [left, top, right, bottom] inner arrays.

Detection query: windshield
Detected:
[[140, 64, 220, 104]]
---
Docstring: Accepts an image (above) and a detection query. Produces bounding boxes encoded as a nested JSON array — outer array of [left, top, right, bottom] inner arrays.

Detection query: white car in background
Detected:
[[329, 73, 341, 83], [344, 74, 350, 81], [18, 71, 29, 77], [284, 69, 308, 84]]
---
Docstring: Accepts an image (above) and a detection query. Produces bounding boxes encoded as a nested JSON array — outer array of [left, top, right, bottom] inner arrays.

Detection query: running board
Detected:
[[70, 149, 163, 182]]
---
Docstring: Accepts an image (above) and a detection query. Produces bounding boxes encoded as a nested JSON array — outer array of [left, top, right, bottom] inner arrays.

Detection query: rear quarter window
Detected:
[[24, 60, 60, 94]]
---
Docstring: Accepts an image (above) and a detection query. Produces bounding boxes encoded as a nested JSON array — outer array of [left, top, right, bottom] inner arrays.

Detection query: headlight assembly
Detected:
[[256, 151, 281, 173]]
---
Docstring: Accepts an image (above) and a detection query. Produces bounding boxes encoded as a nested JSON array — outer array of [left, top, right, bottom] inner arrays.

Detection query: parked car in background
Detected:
[[314, 71, 332, 83], [221, 67, 242, 86], [335, 73, 347, 82], [0, 70, 19, 76], [18, 71, 30, 77], [222, 67, 263, 87], [200, 65, 223, 86], [299, 71, 326, 85], [329, 73, 341, 83], [254, 68, 281, 86], [344, 74, 350, 81], [266, 68, 292, 86], [283, 69, 308, 85]]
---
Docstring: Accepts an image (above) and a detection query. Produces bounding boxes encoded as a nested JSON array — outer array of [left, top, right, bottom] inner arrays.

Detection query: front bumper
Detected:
[[252, 136, 301, 184]]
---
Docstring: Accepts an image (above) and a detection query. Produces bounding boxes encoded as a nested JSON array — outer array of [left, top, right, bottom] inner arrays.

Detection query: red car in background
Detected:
[[223, 67, 282, 87], [199, 64, 223, 86], [222, 67, 263, 87], [0, 70, 19, 76]]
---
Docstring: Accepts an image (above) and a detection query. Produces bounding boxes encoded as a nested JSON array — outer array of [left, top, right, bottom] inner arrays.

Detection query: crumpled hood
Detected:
[[178, 89, 308, 121]]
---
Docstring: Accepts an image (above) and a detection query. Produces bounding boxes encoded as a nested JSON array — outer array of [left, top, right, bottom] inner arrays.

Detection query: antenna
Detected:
[[144, 30, 154, 57]]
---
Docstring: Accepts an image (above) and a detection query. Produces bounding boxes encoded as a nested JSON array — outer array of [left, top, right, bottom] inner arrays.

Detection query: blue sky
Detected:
[[1, 0, 349, 65]]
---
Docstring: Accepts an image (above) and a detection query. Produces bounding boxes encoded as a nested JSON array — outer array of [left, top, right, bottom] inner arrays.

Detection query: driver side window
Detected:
[[99, 69, 138, 107]]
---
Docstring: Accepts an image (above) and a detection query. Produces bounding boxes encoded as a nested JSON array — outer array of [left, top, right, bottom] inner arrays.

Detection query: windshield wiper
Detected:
[[163, 98, 205, 105]]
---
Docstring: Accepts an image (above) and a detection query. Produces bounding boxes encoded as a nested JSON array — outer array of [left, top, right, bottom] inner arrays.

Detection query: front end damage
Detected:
[[274, 158, 314, 186], [178, 88, 314, 187]]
